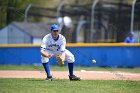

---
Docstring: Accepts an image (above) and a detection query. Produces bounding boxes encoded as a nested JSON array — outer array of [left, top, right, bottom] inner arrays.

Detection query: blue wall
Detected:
[[0, 45, 140, 67], [68, 46, 140, 67]]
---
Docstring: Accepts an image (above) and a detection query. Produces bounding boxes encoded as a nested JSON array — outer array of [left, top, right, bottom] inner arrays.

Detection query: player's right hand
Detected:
[[47, 54, 54, 58]]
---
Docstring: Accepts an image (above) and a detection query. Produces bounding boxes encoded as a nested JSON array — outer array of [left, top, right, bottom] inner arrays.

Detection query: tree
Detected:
[[0, 0, 51, 28]]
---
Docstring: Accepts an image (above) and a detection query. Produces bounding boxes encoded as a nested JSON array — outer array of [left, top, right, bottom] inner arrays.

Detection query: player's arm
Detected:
[[40, 36, 54, 58], [40, 49, 54, 58], [124, 37, 128, 43]]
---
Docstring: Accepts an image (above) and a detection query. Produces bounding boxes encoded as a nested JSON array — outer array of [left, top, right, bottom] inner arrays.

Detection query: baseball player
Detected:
[[124, 32, 136, 43], [40, 24, 80, 81]]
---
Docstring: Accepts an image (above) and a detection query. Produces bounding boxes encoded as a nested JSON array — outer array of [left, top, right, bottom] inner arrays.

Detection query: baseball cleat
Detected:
[[69, 75, 81, 81], [46, 76, 53, 81]]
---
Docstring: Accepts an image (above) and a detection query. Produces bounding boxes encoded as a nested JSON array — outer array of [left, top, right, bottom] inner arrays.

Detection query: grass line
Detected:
[[0, 65, 140, 73], [0, 78, 140, 93]]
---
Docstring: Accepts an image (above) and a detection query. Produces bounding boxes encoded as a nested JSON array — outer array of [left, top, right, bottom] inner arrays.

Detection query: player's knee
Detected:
[[41, 56, 49, 63], [42, 61, 49, 63], [67, 56, 75, 63]]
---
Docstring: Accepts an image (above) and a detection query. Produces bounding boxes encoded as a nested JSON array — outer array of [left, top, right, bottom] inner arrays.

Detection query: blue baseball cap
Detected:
[[129, 31, 134, 35], [51, 24, 59, 31]]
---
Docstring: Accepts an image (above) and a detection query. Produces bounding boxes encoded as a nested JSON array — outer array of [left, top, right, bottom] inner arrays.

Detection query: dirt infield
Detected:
[[0, 70, 140, 80]]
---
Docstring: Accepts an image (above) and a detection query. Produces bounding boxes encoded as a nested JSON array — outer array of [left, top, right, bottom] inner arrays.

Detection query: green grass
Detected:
[[0, 65, 140, 73], [0, 78, 139, 93]]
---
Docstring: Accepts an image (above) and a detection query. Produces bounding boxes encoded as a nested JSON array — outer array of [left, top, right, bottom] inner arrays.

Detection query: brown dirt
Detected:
[[0, 70, 140, 80]]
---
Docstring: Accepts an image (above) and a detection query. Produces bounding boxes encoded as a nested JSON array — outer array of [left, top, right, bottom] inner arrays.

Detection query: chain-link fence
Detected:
[[0, 0, 140, 44]]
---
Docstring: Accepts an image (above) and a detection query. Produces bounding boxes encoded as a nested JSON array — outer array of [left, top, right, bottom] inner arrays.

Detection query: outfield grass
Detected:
[[0, 65, 140, 73], [0, 78, 139, 93]]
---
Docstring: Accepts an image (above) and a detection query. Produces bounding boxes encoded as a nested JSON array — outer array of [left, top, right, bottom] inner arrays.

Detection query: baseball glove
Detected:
[[57, 56, 64, 67]]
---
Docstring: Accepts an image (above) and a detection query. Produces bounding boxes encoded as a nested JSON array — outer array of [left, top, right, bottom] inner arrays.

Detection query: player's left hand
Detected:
[[47, 54, 54, 58]]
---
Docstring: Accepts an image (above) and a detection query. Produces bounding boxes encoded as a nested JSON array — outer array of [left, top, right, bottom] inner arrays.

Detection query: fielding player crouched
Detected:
[[40, 24, 80, 81]]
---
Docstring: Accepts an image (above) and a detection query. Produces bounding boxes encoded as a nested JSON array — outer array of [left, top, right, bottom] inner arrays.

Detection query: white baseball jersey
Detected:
[[41, 33, 75, 63], [41, 33, 66, 53]]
